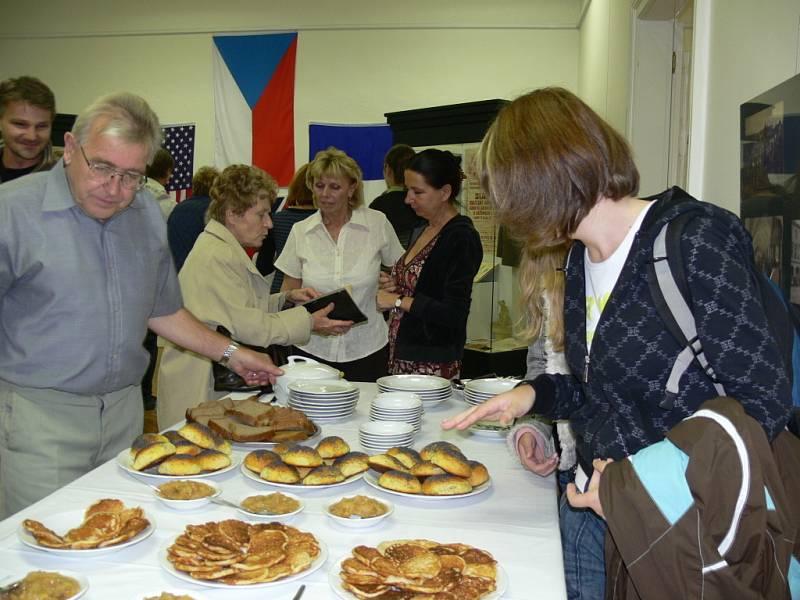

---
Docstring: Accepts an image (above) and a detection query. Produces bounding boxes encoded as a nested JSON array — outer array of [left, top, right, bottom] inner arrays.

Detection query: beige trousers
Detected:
[[0, 381, 143, 518]]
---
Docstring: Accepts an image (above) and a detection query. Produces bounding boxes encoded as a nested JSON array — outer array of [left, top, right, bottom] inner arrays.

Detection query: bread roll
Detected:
[[316, 436, 350, 459], [281, 445, 323, 468], [173, 440, 203, 456], [272, 443, 294, 456], [130, 433, 169, 459], [368, 454, 407, 473], [467, 460, 489, 487], [419, 441, 461, 462], [303, 465, 345, 485], [195, 449, 231, 471], [260, 462, 301, 484], [177, 422, 218, 450], [378, 470, 422, 494], [157, 454, 203, 476], [163, 430, 185, 445], [244, 450, 281, 473], [421, 474, 472, 496], [132, 441, 176, 471], [428, 447, 471, 478], [410, 461, 446, 478], [333, 452, 369, 477], [387, 447, 421, 469]]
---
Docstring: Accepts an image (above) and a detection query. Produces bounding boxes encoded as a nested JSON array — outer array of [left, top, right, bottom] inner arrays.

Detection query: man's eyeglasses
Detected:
[[79, 144, 147, 191]]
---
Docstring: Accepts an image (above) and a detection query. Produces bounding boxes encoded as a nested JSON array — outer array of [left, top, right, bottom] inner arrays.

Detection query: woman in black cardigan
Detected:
[[377, 149, 482, 377]]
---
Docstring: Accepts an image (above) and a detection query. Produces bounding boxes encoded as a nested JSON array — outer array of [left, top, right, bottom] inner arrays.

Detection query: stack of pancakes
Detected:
[[23, 499, 150, 550], [166, 520, 320, 585], [244, 436, 369, 485], [129, 423, 232, 476], [368, 442, 490, 496], [186, 397, 316, 443], [339, 539, 497, 599]]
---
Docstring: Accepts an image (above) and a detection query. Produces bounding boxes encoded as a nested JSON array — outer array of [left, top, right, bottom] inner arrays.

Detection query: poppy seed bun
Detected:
[[316, 436, 350, 459], [378, 470, 422, 494], [178, 422, 232, 454], [419, 441, 461, 462], [272, 442, 294, 456], [132, 441, 176, 471], [386, 447, 421, 469], [428, 447, 472, 478], [303, 465, 346, 485], [333, 452, 370, 477], [368, 454, 408, 473], [163, 430, 185, 445], [130, 433, 169, 459], [244, 450, 281, 473], [195, 449, 232, 471], [421, 474, 473, 496], [173, 440, 203, 456], [260, 462, 301, 484], [281, 445, 323, 468], [410, 461, 446, 478], [467, 460, 490, 487], [157, 454, 203, 476]]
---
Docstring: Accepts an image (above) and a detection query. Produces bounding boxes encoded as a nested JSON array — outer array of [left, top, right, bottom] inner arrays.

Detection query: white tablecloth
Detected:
[[0, 383, 566, 599]]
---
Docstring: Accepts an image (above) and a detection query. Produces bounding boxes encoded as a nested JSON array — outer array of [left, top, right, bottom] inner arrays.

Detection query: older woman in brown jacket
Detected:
[[157, 165, 349, 428]]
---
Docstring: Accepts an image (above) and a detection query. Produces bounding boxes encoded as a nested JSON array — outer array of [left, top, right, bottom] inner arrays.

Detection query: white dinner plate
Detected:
[[469, 421, 513, 438], [289, 380, 358, 395], [377, 374, 451, 391], [240, 463, 365, 489], [327, 555, 508, 599], [18, 509, 155, 556], [0, 570, 89, 600], [363, 472, 491, 500], [132, 589, 211, 600], [159, 537, 328, 589], [116, 449, 241, 479]]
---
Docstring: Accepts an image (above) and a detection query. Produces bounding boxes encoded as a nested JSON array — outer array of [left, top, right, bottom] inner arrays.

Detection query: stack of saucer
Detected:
[[370, 392, 423, 433], [376, 374, 452, 408], [464, 378, 520, 406], [359, 420, 415, 453], [287, 379, 359, 422]]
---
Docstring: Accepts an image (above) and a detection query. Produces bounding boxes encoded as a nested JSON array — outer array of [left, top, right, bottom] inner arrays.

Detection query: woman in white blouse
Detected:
[[276, 147, 404, 381]]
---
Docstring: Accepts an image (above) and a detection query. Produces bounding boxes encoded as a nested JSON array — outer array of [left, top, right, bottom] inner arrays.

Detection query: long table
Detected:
[[0, 383, 566, 599]]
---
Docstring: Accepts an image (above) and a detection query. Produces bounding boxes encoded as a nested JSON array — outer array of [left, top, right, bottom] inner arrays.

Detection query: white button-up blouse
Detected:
[[275, 206, 405, 363]]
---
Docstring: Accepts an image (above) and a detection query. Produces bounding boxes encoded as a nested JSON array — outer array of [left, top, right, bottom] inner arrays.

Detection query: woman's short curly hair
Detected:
[[191, 166, 220, 197], [207, 164, 277, 223]]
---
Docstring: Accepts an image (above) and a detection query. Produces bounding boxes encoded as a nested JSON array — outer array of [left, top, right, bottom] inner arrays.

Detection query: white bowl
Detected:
[[359, 421, 414, 436], [236, 491, 305, 521], [153, 480, 221, 510], [324, 494, 394, 528], [372, 392, 423, 410], [464, 377, 520, 396]]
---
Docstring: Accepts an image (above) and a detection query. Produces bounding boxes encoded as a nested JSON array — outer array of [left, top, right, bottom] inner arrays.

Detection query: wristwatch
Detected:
[[218, 343, 238, 366], [394, 296, 404, 309]]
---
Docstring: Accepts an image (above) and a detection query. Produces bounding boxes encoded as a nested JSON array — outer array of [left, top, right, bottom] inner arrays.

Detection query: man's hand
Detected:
[[226, 346, 284, 386], [517, 431, 559, 476], [566, 458, 613, 519], [441, 385, 535, 430], [311, 303, 353, 336], [286, 287, 320, 305]]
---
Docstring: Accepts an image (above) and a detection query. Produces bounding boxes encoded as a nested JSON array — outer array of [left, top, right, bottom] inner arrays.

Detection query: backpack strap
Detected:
[[649, 213, 726, 409]]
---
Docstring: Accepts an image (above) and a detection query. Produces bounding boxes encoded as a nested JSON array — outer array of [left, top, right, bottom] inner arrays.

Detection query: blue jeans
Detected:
[[559, 471, 606, 600]]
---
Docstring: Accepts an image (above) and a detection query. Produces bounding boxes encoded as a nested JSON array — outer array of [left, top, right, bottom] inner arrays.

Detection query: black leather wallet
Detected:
[[301, 288, 367, 324]]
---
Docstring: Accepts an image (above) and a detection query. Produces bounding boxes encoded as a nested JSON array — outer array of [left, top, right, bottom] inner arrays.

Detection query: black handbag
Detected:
[[211, 326, 289, 392]]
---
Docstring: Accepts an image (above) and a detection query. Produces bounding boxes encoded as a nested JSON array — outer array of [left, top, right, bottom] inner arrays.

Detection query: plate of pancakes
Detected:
[[19, 499, 154, 556], [160, 520, 327, 588], [239, 436, 369, 489], [329, 539, 507, 600], [362, 442, 492, 499]]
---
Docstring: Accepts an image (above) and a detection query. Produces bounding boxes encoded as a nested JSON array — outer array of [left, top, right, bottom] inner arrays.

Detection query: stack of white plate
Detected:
[[369, 392, 423, 433], [359, 420, 415, 453], [287, 379, 359, 422], [464, 378, 520, 406], [376, 375, 452, 407]]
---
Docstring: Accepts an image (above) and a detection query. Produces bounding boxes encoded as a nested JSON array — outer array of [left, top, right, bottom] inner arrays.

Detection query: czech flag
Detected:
[[212, 33, 297, 185]]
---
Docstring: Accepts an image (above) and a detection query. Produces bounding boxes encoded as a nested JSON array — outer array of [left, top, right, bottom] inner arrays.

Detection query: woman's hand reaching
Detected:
[[441, 384, 535, 430]]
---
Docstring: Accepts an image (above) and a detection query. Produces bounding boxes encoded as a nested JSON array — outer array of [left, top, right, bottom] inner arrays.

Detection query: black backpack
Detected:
[[646, 208, 800, 436]]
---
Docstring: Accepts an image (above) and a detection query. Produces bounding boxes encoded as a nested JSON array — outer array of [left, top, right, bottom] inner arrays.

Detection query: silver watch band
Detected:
[[219, 343, 238, 366]]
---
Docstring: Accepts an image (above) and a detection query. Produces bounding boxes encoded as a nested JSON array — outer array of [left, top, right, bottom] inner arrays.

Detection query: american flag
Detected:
[[162, 123, 195, 203]]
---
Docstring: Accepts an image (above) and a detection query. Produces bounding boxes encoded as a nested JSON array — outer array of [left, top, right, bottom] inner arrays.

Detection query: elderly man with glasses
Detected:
[[0, 92, 282, 517]]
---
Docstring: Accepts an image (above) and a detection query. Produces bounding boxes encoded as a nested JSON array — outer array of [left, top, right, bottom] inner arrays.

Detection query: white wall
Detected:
[[578, 0, 633, 134], [0, 1, 581, 174], [695, 0, 800, 213]]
